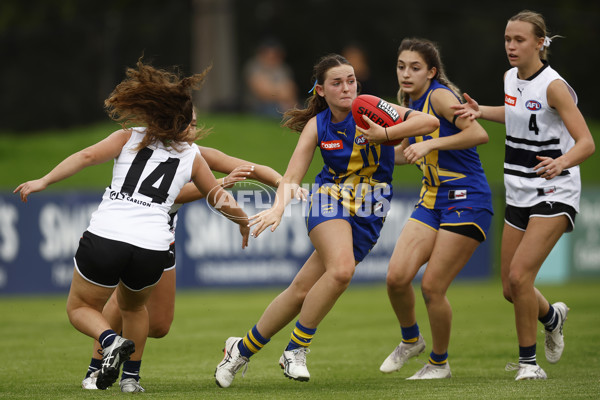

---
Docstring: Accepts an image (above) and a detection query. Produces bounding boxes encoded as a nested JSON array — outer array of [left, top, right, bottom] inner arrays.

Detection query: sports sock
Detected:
[[539, 304, 558, 331], [121, 360, 142, 382], [85, 357, 102, 378], [429, 351, 448, 366], [401, 323, 420, 344], [285, 320, 316, 351], [99, 329, 118, 349], [519, 344, 537, 365], [238, 325, 270, 358]]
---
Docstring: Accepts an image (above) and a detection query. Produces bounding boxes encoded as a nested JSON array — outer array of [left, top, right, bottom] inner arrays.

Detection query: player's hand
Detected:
[[248, 207, 283, 238], [534, 155, 565, 180], [13, 179, 48, 202], [403, 141, 432, 164], [223, 165, 254, 188], [239, 224, 250, 249], [356, 116, 386, 144], [452, 93, 481, 120], [295, 186, 309, 202]]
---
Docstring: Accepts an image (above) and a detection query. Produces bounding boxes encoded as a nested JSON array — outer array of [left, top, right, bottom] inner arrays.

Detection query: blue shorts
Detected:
[[305, 193, 386, 262], [409, 205, 492, 242]]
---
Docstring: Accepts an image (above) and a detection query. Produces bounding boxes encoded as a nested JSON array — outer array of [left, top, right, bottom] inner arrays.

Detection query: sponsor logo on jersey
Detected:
[[536, 186, 556, 196], [109, 190, 152, 207], [376, 99, 400, 122], [448, 190, 467, 200], [355, 135, 368, 145], [526, 100, 542, 111], [336, 130, 347, 137], [320, 140, 343, 150], [504, 94, 517, 106]]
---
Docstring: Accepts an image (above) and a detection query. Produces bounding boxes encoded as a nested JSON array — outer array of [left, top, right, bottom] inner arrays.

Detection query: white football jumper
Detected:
[[88, 128, 197, 250], [503, 64, 581, 212]]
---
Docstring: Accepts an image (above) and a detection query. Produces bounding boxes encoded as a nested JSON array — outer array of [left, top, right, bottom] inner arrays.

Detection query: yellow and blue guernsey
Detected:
[[306, 108, 395, 262], [408, 80, 492, 213]]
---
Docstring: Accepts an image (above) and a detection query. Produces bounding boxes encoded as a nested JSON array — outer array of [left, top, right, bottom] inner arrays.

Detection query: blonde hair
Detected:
[[105, 57, 211, 151], [396, 38, 461, 107], [509, 10, 562, 61]]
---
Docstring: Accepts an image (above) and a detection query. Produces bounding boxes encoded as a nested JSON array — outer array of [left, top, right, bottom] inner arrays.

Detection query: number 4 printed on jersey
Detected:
[[528, 114, 540, 135]]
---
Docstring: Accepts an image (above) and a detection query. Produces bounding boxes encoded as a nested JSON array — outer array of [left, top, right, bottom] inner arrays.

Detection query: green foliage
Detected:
[[1, 282, 599, 399]]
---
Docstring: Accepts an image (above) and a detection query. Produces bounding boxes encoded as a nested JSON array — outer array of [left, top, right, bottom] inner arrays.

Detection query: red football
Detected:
[[351, 94, 403, 146]]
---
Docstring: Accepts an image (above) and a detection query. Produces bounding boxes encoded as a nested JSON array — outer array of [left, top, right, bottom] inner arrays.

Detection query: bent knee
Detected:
[[330, 268, 354, 287], [386, 271, 413, 292], [502, 287, 513, 303], [148, 322, 172, 339], [420, 282, 446, 303]]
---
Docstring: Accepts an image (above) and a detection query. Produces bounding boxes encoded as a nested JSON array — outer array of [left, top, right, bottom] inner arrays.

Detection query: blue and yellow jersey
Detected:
[[408, 80, 492, 212], [313, 108, 394, 217]]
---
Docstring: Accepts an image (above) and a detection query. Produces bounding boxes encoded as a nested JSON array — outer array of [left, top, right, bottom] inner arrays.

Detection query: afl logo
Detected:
[[526, 100, 542, 111], [355, 135, 368, 145]]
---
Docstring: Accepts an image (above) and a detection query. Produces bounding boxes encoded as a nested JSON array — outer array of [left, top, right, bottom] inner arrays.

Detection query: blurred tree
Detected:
[[0, 0, 597, 132]]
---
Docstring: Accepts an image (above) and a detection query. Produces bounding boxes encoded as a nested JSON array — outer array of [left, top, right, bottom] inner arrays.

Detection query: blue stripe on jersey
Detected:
[[407, 80, 492, 212]]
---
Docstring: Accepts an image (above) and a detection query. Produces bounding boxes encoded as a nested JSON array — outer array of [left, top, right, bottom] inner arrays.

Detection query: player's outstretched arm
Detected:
[[14, 129, 131, 202]]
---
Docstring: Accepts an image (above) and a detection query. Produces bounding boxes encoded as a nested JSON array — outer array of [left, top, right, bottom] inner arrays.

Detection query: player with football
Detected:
[[453, 10, 594, 380], [14, 59, 251, 393], [214, 53, 439, 388], [378, 38, 493, 380]]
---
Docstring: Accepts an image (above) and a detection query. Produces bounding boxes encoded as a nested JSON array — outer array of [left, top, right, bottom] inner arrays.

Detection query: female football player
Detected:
[[80, 139, 283, 391], [378, 38, 493, 380], [453, 10, 594, 380], [15, 59, 250, 392], [214, 53, 439, 388]]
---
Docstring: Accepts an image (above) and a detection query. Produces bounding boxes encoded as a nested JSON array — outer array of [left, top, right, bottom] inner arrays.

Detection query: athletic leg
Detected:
[[506, 217, 567, 347], [146, 268, 176, 338], [386, 221, 436, 328], [420, 229, 479, 356]]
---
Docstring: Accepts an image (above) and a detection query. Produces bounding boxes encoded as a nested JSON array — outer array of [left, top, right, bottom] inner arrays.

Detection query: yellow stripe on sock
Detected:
[[402, 337, 418, 344], [428, 357, 447, 366], [248, 331, 264, 350], [290, 335, 310, 347], [293, 327, 314, 341], [243, 336, 260, 354]]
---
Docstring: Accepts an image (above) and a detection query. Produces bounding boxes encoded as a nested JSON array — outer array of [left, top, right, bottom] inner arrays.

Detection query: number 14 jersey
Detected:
[[88, 128, 197, 251]]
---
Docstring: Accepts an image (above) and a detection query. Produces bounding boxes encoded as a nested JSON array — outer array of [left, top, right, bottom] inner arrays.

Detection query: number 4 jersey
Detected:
[[88, 128, 197, 250], [504, 64, 581, 211]]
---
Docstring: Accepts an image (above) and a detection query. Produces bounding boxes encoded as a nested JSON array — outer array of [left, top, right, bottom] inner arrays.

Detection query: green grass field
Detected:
[[1, 115, 599, 398], [1, 282, 599, 399]]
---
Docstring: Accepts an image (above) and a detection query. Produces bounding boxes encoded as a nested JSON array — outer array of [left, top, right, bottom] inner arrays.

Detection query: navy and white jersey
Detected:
[[87, 128, 197, 251], [313, 108, 395, 217], [408, 80, 492, 212], [504, 64, 581, 211]]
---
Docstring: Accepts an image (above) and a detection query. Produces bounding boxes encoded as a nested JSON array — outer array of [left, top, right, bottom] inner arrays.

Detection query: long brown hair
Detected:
[[104, 57, 211, 150], [282, 53, 351, 133], [396, 38, 461, 107]]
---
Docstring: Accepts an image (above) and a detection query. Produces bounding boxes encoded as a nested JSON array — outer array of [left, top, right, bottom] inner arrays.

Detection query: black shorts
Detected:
[[505, 202, 576, 233], [164, 242, 176, 271], [74, 231, 169, 291]]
